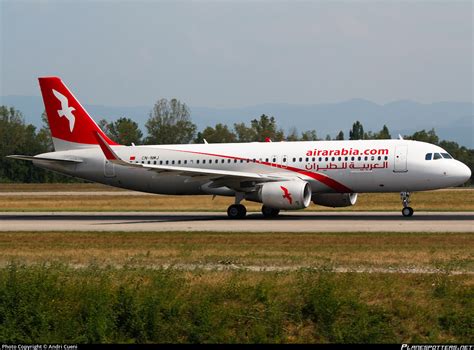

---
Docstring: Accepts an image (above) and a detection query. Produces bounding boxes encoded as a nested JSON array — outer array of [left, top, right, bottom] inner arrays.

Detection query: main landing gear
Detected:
[[227, 192, 247, 219], [227, 204, 247, 219], [400, 192, 414, 217], [261, 205, 280, 218]]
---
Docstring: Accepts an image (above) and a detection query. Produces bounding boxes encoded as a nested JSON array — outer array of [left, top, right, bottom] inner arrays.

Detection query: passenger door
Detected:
[[393, 145, 408, 172]]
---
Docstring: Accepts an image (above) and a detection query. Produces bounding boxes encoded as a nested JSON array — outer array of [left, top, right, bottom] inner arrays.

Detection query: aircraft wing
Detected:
[[94, 132, 289, 184]]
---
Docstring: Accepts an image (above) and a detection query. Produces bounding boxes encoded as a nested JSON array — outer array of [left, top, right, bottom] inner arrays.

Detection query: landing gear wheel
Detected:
[[227, 204, 247, 219], [402, 207, 414, 217], [400, 192, 414, 217], [262, 205, 280, 218]]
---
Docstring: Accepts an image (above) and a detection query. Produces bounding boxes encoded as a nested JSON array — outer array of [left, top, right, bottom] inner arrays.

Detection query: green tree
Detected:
[[250, 114, 285, 141], [195, 123, 237, 143], [335, 130, 344, 140], [300, 129, 318, 141], [349, 121, 365, 140], [374, 125, 391, 139], [233, 122, 257, 142], [104, 117, 143, 145], [286, 127, 299, 141], [406, 128, 439, 144], [36, 111, 54, 152], [145, 98, 196, 144]]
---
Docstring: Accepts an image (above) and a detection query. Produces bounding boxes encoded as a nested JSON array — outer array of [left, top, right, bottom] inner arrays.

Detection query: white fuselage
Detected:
[[34, 139, 471, 196]]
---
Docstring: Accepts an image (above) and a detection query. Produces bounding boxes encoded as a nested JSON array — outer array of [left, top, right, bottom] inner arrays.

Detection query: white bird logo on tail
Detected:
[[52, 89, 75, 132]]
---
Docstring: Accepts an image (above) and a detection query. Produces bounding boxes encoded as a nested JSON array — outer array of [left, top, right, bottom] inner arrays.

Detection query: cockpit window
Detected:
[[441, 153, 453, 159], [425, 153, 432, 160], [433, 153, 442, 160]]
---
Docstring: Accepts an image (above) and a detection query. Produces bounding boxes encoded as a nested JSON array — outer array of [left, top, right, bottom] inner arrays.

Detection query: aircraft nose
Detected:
[[451, 161, 471, 185]]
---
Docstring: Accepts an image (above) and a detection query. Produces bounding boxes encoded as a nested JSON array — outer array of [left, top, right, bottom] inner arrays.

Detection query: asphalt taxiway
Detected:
[[0, 211, 472, 232]]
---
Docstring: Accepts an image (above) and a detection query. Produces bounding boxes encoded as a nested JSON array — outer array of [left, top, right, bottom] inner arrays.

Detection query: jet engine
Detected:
[[258, 180, 312, 210], [312, 193, 358, 208]]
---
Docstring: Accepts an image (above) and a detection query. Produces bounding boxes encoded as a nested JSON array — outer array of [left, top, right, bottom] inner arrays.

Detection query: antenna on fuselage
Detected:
[[398, 134, 404, 140], [203, 139, 208, 144]]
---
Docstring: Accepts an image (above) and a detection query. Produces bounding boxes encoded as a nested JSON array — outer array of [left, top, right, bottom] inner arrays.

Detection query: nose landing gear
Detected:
[[400, 192, 414, 217]]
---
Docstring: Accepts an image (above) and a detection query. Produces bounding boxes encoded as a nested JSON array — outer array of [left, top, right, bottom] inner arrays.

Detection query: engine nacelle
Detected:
[[259, 181, 312, 210], [312, 193, 358, 208]]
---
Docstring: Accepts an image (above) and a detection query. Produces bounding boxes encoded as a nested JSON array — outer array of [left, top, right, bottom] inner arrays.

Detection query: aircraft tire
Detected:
[[228, 204, 246, 219], [402, 207, 414, 217], [262, 205, 280, 218]]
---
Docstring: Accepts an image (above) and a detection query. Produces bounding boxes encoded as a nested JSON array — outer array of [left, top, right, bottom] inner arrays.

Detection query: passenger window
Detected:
[[351, 157, 355, 161], [312, 157, 315, 162], [184, 160, 187, 164], [178, 160, 181, 164], [153, 161, 157, 165], [159, 161, 163, 165], [165, 160, 169, 165], [441, 153, 453, 159], [265, 158, 269, 162], [292, 158, 296, 162], [171, 160, 175, 165], [305, 157, 309, 162], [358, 156, 361, 161], [384, 156, 388, 160], [425, 153, 432, 160], [234, 159, 237, 163], [433, 153, 442, 160], [221, 159, 225, 163], [364, 156, 368, 161], [331, 157, 335, 161], [319, 157, 322, 162], [345, 157, 348, 161], [325, 157, 328, 162], [338, 157, 342, 161], [299, 157, 302, 162], [196, 160, 200, 164], [378, 156, 381, 161], [273, 158, 276, 162], [228, 159, 231, 163], [283, 158, 287, 162]]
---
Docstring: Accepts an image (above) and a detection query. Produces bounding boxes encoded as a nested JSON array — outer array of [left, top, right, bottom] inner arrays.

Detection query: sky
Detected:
[[1, 0, 472, 108]]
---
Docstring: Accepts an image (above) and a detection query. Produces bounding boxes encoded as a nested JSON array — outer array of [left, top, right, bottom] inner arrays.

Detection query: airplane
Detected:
[[7, 77, 472, 219]]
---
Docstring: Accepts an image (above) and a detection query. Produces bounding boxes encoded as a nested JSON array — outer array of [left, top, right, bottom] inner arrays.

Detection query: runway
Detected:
[[0, 211, 472, 232]]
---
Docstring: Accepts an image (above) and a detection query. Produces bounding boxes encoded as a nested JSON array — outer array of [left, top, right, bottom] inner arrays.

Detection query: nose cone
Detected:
[[451, 161, 471, 185]]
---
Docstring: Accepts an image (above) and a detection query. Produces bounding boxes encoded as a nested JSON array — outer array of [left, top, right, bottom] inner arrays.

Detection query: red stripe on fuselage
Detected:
[[164, 148, 353, 193]]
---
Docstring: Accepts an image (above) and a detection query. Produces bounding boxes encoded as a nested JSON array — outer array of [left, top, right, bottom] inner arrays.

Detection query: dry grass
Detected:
[[0, 188, 472, 211], [1, 231, 472, 271]]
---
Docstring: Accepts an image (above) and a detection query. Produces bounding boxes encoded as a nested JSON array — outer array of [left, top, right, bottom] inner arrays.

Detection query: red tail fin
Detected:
[[38, 77, 119, 150]]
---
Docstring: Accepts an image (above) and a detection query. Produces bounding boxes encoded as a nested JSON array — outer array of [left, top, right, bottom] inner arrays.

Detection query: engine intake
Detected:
[[312, 193, 358, 208], [259, 180, 312, 210]]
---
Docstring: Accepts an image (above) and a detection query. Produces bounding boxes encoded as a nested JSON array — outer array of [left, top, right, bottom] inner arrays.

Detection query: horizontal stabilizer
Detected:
[[6, 155, 83, 163]]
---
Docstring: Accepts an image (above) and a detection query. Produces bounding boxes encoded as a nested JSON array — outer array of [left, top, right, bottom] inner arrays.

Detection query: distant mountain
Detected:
[[1, 95, 472, 148]]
